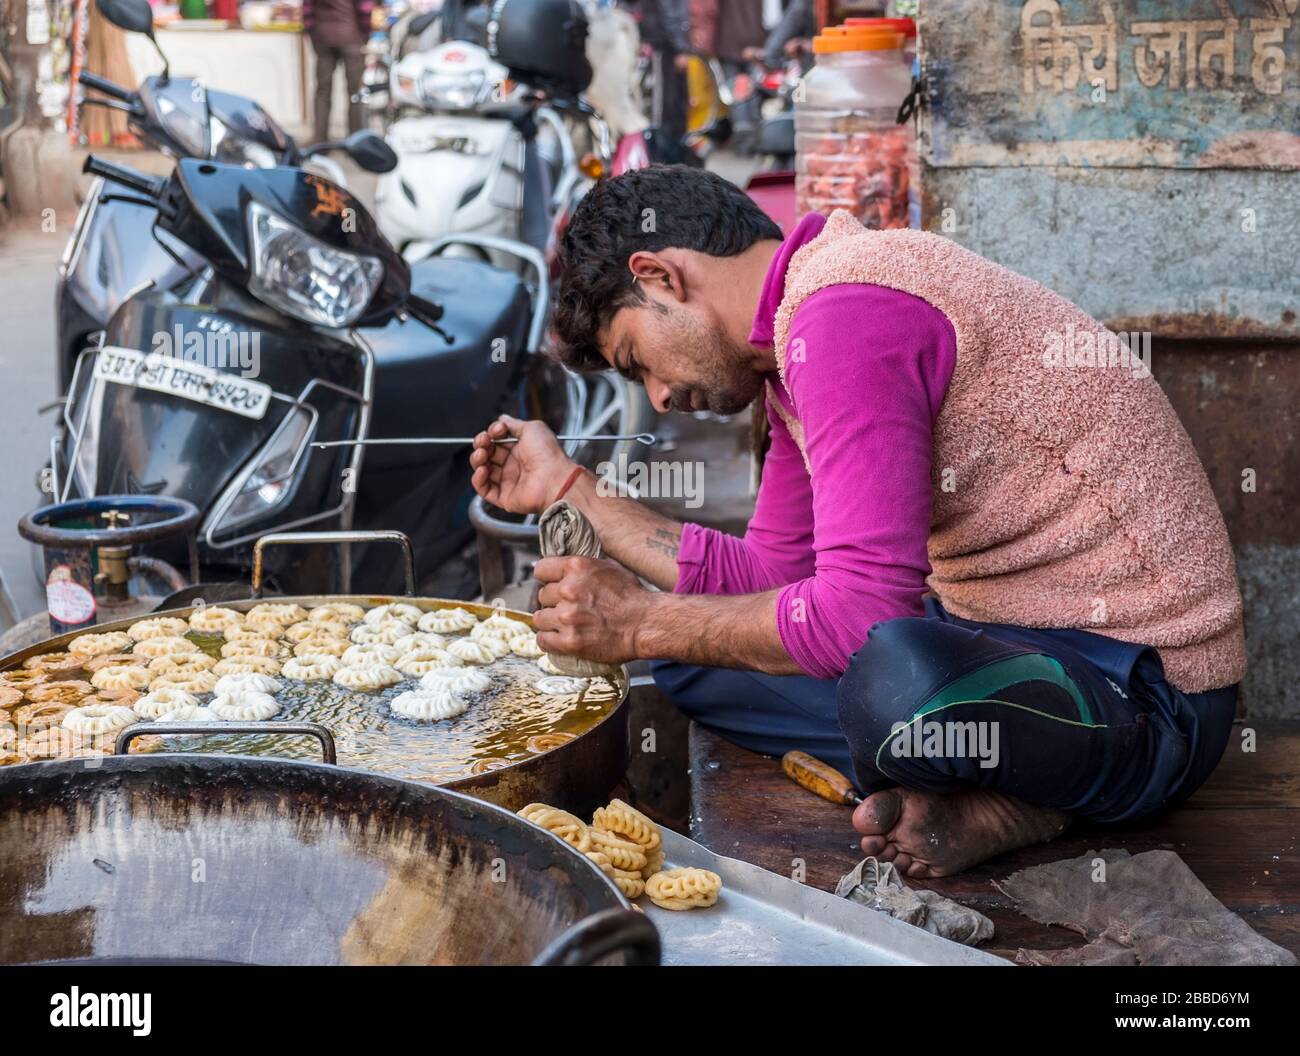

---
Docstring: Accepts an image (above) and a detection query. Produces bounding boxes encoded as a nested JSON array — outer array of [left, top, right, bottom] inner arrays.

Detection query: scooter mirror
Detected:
[[342, 130, 399, 174], [96, 0, 156, 37]]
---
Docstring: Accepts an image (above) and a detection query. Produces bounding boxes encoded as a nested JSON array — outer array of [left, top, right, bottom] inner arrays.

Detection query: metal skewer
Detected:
[[312, 433, 656, 450]]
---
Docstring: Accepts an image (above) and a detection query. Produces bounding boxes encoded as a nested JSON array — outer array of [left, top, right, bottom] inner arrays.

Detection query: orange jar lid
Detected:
[[845, 17, 917, 38], [814, 28, 905, 53]]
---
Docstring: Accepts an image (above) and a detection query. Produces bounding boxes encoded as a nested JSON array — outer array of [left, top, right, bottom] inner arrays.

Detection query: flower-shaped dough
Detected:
[[588, 828, 648, 872], [214, 672, 282, 695], [592, 798, 662, 852], [91, 665, 151, 691], [418, 607, 477, 634], [392, 632, 445, 654], [395, 647, 459, 676], [135, 688, 200, 719], [212, 656, 282, 677], [332, 665, 401, 691], [26, 679, 94, 704], [350, 620, 414, 646], [132, 635, 199, 659], [224, 625, 282, 644], [282, 654, 341, 681], [220, 638, 286, 659], [210, 691, 279, 721], [22, 652, 87, 677], [309, 602, 365, 624], [446, 638, 496, 666], [127, 617, 189, 641], [68, 631, 132, 656], [537, 654, 563, 675], [147, 652, 217, 675], [363, 602, 423, 627], [341, 643, 400, 667], [390, 688, 467, 722], [293, 636, 350, 658], [509, 634, 543, 659], [149, 670, 219, 694], [245, 602, 308, 627], [419, 667, 490, 695], [62, 704, 137, 736], [188, 606, 244, 633]]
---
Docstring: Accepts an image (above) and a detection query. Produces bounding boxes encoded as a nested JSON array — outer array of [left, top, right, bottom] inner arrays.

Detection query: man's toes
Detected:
[[860, 835, 888, 856], [877, 843, 898, 862], [852, 788, 904, 836], [892, 852, 913, 874]]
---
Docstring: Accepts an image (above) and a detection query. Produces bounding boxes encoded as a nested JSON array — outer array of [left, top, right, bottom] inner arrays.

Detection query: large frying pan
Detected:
[[0, 532, 630, 816], [0, 754, 659, 965]]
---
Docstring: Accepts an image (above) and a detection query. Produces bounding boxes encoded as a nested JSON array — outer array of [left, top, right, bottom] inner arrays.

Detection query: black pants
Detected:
[[652, 599, 1237, 824], [312, 39, 365, 143]]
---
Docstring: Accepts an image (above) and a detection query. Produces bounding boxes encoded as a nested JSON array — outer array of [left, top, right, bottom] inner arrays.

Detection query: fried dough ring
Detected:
[[0, 684, 22, 710], [220, 638, 287, 659], [67, 631, 132, 656], [644, 868, 722, 910], [149, 670, 219, 694], [91, 665, 151, 691], [13, 700, 78, 733], [63, 704, 137, 736], [592, 798, 662, 852], [517, 803, 592, 852], [84, 652, 139, 673], [612, 868, 646, 899], [446, 638, 496, 666], [525, 732, 577, 754], [135, 687, 201, 719], [588, 828, 648, 872], [147, 652, 217, 676], [188, 606, 244, 633], [25, 679, 94, 705], [417, 607, 477, 634], [395, 647, 460, 675], [212, 656, 282, 677], [21, 652, 87, 678], [281, 654, 341, 681], [127, 616, 189, 641], [131, 635, 198, 659], [293, 636, 350, 658], [209, 690, 279, 721], [309, 602, 366, 624], [0, 669, 50, 690], [332, 665, 401, 691]]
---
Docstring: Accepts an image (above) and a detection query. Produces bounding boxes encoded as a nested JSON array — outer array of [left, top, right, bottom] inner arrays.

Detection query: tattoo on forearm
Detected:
[[645, 527, 680, 559]]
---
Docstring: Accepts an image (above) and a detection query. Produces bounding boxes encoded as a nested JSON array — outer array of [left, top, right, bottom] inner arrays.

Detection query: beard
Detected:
[[665, 310, 764, 416]]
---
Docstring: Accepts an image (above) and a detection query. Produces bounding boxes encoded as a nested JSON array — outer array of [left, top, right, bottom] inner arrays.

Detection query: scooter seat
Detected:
[[356, 255, 532, 464]]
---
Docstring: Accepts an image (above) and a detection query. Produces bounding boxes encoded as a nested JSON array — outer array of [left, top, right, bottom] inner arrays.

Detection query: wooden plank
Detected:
[[688, 719, 1300, 960]]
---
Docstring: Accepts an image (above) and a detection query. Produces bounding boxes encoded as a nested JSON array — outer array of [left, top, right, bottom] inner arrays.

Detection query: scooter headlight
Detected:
[[420, 69, 489, 110], [246, 201, 383, 328]]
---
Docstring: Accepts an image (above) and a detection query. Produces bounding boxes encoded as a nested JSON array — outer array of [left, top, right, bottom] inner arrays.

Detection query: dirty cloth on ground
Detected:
[[836, 856, 994, 947], [996, 848, 1296, 966], [537, 500, 621, 680]]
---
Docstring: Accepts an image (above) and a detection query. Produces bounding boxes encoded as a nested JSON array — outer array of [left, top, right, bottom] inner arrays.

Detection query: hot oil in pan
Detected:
[[162, 650, 620, 783]]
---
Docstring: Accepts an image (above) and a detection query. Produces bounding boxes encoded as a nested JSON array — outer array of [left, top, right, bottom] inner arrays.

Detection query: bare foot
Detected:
[[852, 787, 1070, 878]]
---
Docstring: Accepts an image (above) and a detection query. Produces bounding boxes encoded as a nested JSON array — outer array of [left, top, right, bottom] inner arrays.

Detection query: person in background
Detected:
[[713, 0, 767, 74], [637, 0, 694, 144], [304, 0, 375, 143], [746, 0, 813, 71]]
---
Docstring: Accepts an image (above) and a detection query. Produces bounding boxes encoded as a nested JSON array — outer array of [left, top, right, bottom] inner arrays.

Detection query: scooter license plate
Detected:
[[92, 346, 273, 420]]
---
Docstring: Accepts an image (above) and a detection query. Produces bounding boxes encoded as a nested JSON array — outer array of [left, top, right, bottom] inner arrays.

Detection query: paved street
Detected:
[[0, 215, 67, 621]]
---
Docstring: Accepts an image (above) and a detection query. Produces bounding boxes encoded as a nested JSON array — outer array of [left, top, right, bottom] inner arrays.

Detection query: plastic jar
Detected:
[[794, 28, 914, 228]]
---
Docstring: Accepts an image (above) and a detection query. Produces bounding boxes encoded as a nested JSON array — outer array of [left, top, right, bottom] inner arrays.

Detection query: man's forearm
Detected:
[[633, 589, 804, 675], [559, 470, 684, 590]]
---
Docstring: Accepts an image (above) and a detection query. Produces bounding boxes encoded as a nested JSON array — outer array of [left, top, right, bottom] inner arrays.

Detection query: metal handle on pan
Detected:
[[114, 722, 338, 764], [251, 530, 416, 596], [531, 907, 661, 966]]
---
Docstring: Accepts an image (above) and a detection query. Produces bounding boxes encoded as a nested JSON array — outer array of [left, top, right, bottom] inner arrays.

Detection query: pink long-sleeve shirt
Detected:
[[673, 213, 958, 678]]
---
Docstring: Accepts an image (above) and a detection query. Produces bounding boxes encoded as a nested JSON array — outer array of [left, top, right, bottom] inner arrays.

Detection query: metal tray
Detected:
[[646, 829, 1008, 966]]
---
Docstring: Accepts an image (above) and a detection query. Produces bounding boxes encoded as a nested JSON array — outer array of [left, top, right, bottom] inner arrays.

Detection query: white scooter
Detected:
[[374, 37, 575, 268]]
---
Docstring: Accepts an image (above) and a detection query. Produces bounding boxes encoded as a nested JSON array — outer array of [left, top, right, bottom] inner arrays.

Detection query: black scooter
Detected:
[[55, 129, 554, 597], [57, 0, 378, 393]]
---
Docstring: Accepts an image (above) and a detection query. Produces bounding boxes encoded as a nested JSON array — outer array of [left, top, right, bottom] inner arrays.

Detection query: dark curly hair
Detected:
[[553, 165, 783, 372]]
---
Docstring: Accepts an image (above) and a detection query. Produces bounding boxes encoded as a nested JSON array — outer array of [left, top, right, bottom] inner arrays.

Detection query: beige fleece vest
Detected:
[[772, 210, 1245, 694]]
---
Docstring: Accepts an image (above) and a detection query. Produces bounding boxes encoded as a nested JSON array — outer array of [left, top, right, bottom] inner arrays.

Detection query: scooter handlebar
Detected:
[[82, 155, 167, 201], [79, 71, 135, 104]]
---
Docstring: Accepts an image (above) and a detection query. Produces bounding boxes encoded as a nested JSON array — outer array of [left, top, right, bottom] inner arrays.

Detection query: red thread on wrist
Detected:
[[550, 466, 586, 507]]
